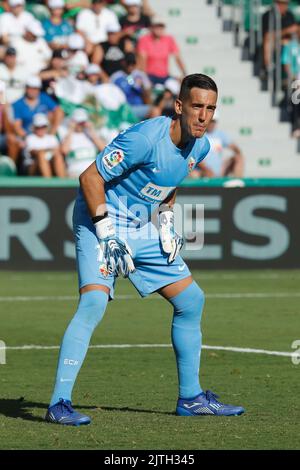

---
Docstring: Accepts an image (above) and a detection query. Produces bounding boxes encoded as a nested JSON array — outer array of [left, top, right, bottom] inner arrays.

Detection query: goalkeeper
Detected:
[[46, 74, 244, 425]]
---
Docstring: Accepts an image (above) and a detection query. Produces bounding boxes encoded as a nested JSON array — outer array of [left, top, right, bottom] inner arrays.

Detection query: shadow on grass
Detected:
[[100, 406, 175, 416], [0, 399, 174, 422], [0, 398, 98, 423]]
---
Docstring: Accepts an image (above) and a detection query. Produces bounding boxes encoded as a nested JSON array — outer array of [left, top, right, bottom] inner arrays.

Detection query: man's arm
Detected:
[[79, 161, 107, 218], [79, 161, 135, 276], [49, 106, 64, 135], [174, 53, 186, 78], [160, 189, 177, 211], [197, 161, 215, 178]]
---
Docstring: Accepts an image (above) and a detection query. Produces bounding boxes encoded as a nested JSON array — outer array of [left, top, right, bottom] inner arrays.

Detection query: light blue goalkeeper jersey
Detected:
[[78, 116, 210, 228]]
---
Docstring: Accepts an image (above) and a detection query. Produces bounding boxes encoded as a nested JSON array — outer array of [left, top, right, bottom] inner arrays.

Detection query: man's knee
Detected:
[[75, 289, 109, 329], [171, 281, 205, 322]]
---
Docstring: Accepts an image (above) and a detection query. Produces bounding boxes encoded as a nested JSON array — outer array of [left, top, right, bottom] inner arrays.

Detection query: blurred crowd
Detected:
[[0, 0, 243, 179], [0, 0, 188, 177], [255, 0, 300, 136]]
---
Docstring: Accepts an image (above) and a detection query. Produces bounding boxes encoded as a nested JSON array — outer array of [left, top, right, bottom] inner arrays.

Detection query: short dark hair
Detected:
[[179, 73, 218, 100]]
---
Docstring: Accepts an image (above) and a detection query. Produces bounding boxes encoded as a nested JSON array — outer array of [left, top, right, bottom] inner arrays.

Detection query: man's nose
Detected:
[[198, 109, 207, 122]]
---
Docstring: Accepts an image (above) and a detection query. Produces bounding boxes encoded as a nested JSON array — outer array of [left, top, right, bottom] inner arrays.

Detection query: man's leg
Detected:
[[49, 284, 109, 407], [159, 277, 244, 416], [159, 276, 205, 400]]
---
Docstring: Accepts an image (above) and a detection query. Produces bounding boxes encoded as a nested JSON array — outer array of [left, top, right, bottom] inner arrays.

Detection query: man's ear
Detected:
[[174, 98, 182, 115]]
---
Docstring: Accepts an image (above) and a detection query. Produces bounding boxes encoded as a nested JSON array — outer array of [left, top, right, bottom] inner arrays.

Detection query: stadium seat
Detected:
[[0, 156, 17, 176], [25, 3, 50, 22]]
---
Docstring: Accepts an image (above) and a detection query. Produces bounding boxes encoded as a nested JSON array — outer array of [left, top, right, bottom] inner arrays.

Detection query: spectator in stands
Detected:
[[11, 21, 52, 76], [42, 0, 74, 50], [84, 63, 109, 89], [0, 0, 38, 45], [76, 0, 120, 56], [10, 76, 64, 162], [282, 22, 300, 136], [190, 113, 244, 178], [0, 46, 26, 104], [60, 108, 105, 177], [140, 0, 154, 18], [136, 17, 186, 85], [40, 49, 70, 100], [119, 0, 151, 44], [98, 23, 134, 76], [67, 33, 89, 76], [24, 112, 65, 176], [262, 0, 297, 72], [82, 62, 126, 108], [0, 82, 13, 158], [111, 52, 151, 119], [150, 77, 180, 118]]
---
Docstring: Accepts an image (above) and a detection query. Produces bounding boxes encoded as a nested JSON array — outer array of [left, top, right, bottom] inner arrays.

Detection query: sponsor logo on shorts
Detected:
[[103, 149, 124, 169]]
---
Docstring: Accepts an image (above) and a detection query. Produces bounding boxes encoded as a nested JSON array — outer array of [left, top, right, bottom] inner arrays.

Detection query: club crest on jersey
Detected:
[[188, 156, 196, 172], [99, 264, 109, 277], [103, 149, 124, 169]]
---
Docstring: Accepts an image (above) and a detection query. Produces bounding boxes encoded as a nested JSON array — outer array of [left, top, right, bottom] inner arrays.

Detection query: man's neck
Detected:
[[25, 96, 38, 106], [169, 117, 190, 149], [51, 16, 62, 24]]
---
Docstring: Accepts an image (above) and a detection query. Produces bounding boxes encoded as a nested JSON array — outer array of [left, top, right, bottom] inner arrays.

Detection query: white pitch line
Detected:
[[0, 292, 300, 302], [0, 343, 297, 358]]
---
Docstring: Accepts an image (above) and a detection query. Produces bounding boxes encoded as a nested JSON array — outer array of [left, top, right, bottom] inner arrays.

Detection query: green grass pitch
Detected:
[[0, 270, 299, 450]]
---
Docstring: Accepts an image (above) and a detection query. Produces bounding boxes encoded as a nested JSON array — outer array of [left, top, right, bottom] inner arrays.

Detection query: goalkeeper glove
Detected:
[[93, 214, 135, 278], [158, 207, 184, 264]]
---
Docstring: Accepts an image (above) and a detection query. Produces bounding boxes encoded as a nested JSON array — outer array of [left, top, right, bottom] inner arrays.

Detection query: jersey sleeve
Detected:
[[96, 130, 152, 182]]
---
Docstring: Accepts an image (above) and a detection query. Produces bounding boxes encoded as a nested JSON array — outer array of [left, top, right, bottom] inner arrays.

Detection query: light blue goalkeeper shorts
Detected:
[[73, 196, 191, 300]]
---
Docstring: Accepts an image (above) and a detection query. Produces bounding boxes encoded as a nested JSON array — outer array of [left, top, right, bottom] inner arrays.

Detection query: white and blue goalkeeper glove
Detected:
[[158, 207, 184, 264], [93, 214, 135, 278]]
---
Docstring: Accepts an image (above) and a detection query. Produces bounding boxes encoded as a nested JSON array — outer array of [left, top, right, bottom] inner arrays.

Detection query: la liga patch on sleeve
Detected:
[[102, 149, 124, 169]]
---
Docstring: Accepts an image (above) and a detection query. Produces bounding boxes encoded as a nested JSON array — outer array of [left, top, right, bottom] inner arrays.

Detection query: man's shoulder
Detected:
[[103, 7, 118, 19], [76, 8, 93, 20], [126, 116, 170, 145], [137, 33, 151, 44], [12, 95, 25, 109], [0, 12, 12, 21], [113, 117, 169, 156], [40, 91, 56, 104], [0, 63, 8, 74], [284, 10, 296, 23]]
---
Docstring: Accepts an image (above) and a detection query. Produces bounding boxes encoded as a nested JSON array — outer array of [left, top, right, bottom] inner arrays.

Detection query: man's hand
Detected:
[[159, 208, 184, 264], [94, 215, 135, 278]]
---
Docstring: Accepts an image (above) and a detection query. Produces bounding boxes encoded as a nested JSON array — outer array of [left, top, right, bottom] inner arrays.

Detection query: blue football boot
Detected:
[[176, 390, 245, 416], [45, 398, 91, 426]]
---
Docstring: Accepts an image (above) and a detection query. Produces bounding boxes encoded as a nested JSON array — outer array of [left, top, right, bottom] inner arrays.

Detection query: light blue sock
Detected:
[[50, 290, 108, 406], [170, 282, 205, 399]]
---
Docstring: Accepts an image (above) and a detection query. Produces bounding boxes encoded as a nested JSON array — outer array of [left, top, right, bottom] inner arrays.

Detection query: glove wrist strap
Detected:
[[94, 216, 116, 239], [92, 212, 108, 224]]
